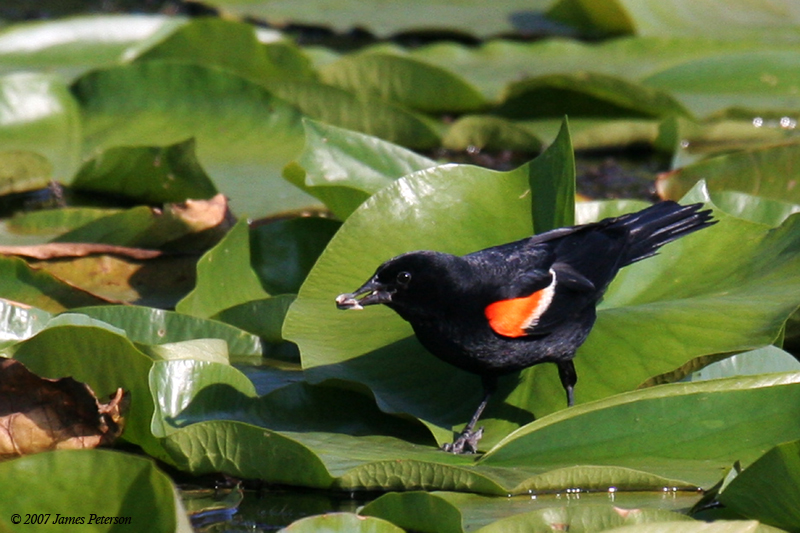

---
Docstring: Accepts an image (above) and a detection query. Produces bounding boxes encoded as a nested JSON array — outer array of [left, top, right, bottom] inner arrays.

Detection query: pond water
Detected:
[[185, 485, 704, 531]]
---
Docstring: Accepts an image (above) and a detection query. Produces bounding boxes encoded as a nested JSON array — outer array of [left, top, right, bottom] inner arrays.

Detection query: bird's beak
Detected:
[[336, 278, 392, 310]]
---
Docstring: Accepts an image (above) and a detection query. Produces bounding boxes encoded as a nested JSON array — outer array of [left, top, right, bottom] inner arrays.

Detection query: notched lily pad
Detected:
[[71, 138, 219, 204], [0, 358, 128, 459]]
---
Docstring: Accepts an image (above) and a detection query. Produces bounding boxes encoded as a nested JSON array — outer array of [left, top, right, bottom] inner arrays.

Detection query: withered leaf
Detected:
[[0, 243, 162, 260], [0, 359, 129, 460]]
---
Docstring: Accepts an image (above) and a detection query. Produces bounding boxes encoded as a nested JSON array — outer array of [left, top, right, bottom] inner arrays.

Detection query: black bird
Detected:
[[336, 201, 715, 453]]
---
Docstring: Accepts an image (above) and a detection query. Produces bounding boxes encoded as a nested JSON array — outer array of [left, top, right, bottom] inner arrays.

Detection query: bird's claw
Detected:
[[441, 426, 484, 454]]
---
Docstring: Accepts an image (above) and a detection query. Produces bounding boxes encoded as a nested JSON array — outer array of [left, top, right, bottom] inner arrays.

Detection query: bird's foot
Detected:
[[441, 426, 484, 454]]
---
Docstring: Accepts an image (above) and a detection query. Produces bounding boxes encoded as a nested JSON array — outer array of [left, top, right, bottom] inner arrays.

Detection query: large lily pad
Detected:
[[176, 219, 269, 318], [71, 60, 315, 218], [0, 72, 81, 181], [285, 137, 800, 449], [547, 0, 800, 41], [716, 439, 800, 531], [657, 142, 800, 204], [283, 119, 437, 220], [0, 15, 187, 80], [320, 52, 487, 113], [71, 138, 218, 204], [643, 50, 800, 119], [0, 449, 192, 533], [200, 0, 553, 38], [480, 372, 800, 488]]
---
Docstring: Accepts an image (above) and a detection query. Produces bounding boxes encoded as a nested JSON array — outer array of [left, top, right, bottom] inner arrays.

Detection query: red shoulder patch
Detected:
[[484, 271, 557, 337]]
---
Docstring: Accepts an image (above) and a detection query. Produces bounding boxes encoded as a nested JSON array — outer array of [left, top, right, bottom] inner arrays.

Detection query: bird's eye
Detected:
[[396, 271, 412, 285]]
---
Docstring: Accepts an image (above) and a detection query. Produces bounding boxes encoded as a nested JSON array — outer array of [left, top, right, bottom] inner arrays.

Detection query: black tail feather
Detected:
[[618, 201, 715, 266]]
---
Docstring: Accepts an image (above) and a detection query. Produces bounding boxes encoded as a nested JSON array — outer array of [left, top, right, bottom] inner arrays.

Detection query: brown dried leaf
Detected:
[[0, 243, 162, 260], [167, 193, 233, 233], [0, 359, 129, 460]]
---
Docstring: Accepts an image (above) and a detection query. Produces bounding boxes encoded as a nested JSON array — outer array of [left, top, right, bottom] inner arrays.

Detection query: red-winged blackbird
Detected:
[[336, 201, 715, 453]]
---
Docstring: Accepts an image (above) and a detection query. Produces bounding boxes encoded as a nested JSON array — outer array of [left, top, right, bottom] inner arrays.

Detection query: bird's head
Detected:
[[336, 251, 465, 317]]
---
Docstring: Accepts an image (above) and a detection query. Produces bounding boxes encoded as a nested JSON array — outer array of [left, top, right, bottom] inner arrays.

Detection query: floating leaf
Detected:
[[265, 79, 441, 150], [442, 115, 544, 152], [285, 122, 584, 448], [717, 439, 800, 531], [657, 142, 800, 205], [0, 72, 81, 180], [320, 52, 486, 113], [0, 151, 52, 196], [481, 372, 800, 488], [251, 216, 341, 295], [0, 15, 187, 79], [496, 72, 690, 119], [177, 219, 269, 318], [0, 449, 193, 532], [134, 17, 313, 84], [0, 256, 110, 312], [284, 119, 437, 219], [0, 359, 127, 459], [199, 0, 554, 38], [72, 60, 315, 218], [71, 138, 218, 204], [70, 305, 262, 356], [280, 512, 404, 533], [29, 253, 196, 308], [643, 51, 800, 119], [546, 0, 800, 41]]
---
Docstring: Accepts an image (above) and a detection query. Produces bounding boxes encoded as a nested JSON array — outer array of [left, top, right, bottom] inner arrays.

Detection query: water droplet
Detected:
[[753, 117, 764, 127], [780, 116, 797, 129], [679, 139, 690, 149]]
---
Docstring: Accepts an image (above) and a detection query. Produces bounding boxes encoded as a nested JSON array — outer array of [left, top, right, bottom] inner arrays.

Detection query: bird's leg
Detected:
[[557, 360, 578, 407], [442, 375, 498, 454]]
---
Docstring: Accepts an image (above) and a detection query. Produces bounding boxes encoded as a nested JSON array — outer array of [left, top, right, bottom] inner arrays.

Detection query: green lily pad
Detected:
[[279, 512, 404, 533], [71, 138, 218, 204], [199, 0, 553, 38], [0, 72, 81, 180], [212, 294, 296, 343], [0, 449, 192, 533], [657, 142, 800, 205], [481, 372, 800, 488], [0, 151, 53, 196], [546, 0, 800, 41], [7, 207, 121, 238], [496, 72, 690, 119], [3, 324, 163, 457], [442, 115, 544, 152], [250, 216, 341, 295], [409, 38, 788, 103], [0, 298, 50, 347], [643, 51, 800, 119], [0, 256, 109, 312], [320, 52, 486, 114], [717, 439, 800, 531], [68, 304, 262, 356], [134, 17, 314, 85], [362, 490, 696, 533], [71, 60, 315, 218], [264, 79, 441, 150], [687, 346, 800, 382], [177, 219, 269, 318], [283, 119, 437, 220], [605, 521, 785, 533], [0, 15, 187, 80]]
